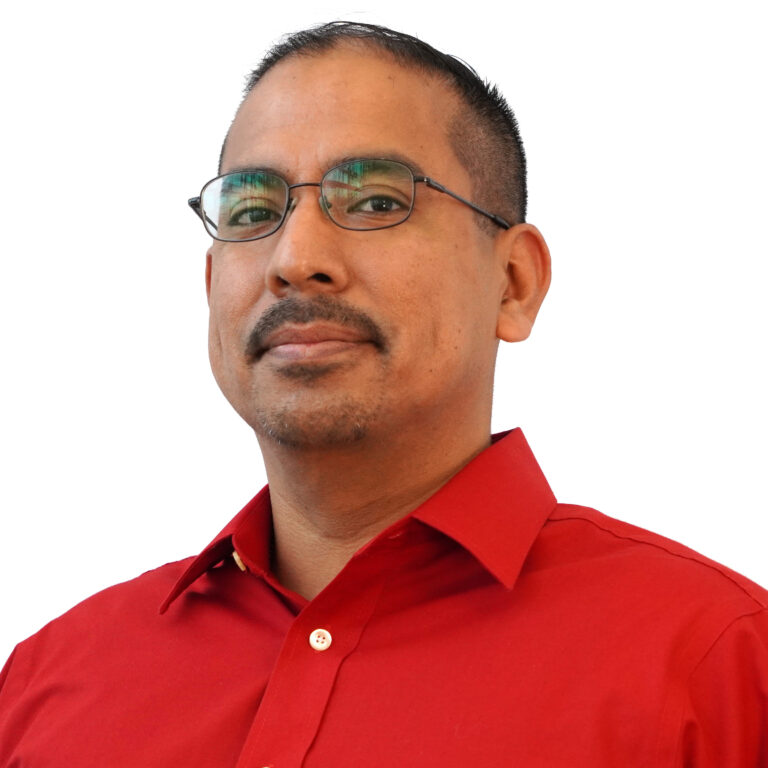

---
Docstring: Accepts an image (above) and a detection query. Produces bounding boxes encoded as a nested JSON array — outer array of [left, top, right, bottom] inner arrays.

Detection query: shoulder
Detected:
[[533, 503, 768, 676], [545, 503, 767, 608], [1, 557, 194, 695], [528, 503, 768, 761], [37, 556, 194, 629]]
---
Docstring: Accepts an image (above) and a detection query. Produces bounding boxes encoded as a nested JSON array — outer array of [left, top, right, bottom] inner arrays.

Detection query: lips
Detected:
[[245, 296, 388, 363], [259, 323, 372, 361]]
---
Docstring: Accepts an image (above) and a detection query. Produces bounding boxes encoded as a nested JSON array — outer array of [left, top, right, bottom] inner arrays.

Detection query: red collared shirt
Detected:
[[2, 429, 767, 767]]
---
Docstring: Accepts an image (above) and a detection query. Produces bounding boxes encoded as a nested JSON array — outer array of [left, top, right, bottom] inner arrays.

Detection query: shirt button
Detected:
[[309, 628, 332, 651]]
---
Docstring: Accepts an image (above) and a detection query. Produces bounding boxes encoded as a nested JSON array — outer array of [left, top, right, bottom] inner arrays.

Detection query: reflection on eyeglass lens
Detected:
[[202, 160, 416, 240], [216, 172, 288, 238]]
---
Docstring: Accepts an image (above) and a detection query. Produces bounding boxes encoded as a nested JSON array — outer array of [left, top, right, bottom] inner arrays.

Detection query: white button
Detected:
[[309, 628, 332, 651]]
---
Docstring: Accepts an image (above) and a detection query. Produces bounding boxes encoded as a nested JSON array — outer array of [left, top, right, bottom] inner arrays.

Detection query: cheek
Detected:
[[207, 282, 260, 406], [208, 257, 265, 350], [365, 252, 445, 353], [427, 274, 499, 378], [206, 268, 267, 404], [374, 257, 473, 364]]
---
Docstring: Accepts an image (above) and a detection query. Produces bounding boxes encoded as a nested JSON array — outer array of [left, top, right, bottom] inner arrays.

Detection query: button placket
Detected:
[[235, 540, 395, 768]]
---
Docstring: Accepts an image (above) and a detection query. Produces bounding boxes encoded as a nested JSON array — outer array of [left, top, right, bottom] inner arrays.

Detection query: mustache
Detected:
[[246, 296, 388, 361]]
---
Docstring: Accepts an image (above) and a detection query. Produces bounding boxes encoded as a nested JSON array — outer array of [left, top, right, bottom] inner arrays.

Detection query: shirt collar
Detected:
[[410, 428, 557, 589], [159, 487, 273, 614], [160, 428, 556, 613]]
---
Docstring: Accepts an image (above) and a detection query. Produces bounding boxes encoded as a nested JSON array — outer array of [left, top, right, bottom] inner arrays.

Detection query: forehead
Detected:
[[221, 45, 463, 180]]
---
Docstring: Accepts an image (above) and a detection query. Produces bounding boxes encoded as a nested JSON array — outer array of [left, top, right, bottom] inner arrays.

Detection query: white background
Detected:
[[1, 0, 766, 663]]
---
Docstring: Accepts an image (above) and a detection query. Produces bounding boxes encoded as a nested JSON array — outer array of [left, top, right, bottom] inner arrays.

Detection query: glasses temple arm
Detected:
[[417, 177, 511, 230], [188, 197, 219, 231]]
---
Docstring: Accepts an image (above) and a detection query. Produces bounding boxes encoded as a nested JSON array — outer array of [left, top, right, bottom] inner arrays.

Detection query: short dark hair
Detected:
[[223, 21, 527, 226]]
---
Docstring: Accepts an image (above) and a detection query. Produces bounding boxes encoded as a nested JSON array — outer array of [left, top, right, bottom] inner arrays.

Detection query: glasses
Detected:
[[188, 158, 510, 242]]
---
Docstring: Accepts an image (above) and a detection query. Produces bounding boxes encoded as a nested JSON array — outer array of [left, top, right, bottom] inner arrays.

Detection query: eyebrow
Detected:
[[221, 151, 427, 180], [221, 164, 286, 178], [333, 152, 427, 177]]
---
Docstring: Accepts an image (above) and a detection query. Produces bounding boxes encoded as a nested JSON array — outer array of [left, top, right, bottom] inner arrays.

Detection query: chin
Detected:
[[250, 398, 382, 449]]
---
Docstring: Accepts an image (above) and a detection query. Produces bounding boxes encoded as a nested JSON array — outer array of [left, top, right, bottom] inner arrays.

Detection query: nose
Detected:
[[265, 186, 351, 297]]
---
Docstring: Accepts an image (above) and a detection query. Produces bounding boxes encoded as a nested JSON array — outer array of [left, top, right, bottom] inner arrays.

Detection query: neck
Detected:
[[259, 420, 491, 600]]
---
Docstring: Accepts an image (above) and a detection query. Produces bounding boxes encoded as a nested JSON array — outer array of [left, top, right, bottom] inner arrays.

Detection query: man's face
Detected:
[[206, 45, 510, 448]]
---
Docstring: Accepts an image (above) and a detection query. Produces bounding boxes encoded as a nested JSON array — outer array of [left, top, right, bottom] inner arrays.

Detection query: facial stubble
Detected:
[[246, 296, 391, 449]]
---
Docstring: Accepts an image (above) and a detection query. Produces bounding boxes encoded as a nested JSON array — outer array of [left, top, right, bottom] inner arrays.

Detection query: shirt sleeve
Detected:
[[0, 646, 17, 701], [0, 650, 11, 689], [679, 607, 768, 767], [0, 647, 20, 761]]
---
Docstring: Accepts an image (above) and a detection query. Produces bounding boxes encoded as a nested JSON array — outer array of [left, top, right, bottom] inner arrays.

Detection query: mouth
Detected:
[[245, 296, 388, 364], [259, 323, 374, 362]]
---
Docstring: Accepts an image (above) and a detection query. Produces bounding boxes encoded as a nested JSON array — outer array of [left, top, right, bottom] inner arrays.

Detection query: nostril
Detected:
[[312, 273, 332, 283]]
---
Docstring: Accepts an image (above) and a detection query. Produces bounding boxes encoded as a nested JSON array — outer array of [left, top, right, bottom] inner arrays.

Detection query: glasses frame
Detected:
[[188, 158, 511, 243]]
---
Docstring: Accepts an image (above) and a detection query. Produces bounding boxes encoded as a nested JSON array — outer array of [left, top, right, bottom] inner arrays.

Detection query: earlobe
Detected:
[[495, 224, 551, 343]]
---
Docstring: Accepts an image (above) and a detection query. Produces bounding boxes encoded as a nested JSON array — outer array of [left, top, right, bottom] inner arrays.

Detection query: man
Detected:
[[1, 21, 766, 767]]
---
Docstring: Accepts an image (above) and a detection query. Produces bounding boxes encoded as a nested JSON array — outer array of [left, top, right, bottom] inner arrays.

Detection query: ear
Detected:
[[495, 223, 551, 343], [205, 251, 213, 304]]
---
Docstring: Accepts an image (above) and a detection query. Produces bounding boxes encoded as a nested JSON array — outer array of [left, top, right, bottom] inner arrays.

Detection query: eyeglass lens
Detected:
[[200, 159, 416, 241], [202, 171, 288, 241]]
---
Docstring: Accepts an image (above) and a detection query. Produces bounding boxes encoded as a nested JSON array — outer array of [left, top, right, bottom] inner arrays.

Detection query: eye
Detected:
[[227, 199, 282, 227], [350, 195, 406, 214], [343, 183, 411, 217]]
